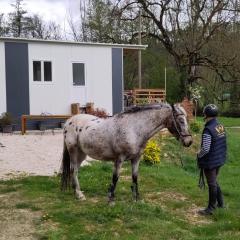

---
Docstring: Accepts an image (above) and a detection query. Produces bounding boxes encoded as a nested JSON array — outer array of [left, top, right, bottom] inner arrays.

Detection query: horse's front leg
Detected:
[[108, 156, 124, 204], [131, 158, 140, 201]]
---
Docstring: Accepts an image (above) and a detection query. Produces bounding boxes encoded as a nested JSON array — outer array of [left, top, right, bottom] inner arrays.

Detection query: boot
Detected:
[[198, 207, 214, 215], [198, 185, 217, 216], [217, 185, 224, 208]]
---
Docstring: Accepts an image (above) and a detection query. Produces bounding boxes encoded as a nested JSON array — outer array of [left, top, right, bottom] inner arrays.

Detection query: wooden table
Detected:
[[21, 115, 72, 135]]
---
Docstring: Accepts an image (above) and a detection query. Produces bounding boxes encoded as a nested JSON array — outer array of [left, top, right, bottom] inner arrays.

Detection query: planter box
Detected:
[[60, 122, 65, 129], [38, 122, 47, 131], [2, 125, 13, 133]]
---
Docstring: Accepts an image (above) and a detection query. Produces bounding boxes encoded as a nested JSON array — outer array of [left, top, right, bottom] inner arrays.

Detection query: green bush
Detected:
[[0, 112, 13, 126], [143, 139, 161, 164], [190, 120, 202, 133]]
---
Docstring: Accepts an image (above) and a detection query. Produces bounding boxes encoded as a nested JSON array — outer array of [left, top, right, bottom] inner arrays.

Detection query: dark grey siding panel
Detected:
[[112, 48, 123, 115], [5, 42, 30, 119], [26, 119, 66, 131]]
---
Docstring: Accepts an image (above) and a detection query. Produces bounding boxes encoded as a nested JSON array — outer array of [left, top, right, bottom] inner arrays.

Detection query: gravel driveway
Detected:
[[0, 131, 91, 180]]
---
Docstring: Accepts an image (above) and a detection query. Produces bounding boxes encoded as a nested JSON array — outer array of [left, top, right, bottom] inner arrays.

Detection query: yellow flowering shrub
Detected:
[[143, 139, 161, 164]]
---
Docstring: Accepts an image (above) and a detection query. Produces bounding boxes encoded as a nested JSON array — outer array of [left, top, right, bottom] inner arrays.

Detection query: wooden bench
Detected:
[[21, 115, 72, 135]]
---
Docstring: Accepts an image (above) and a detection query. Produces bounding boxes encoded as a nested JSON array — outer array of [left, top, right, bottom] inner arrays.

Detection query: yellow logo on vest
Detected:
[[215, 125, 225, 135]]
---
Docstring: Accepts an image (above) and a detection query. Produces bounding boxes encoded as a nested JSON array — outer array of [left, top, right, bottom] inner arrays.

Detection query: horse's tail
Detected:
[[60, 141, 71, 191]]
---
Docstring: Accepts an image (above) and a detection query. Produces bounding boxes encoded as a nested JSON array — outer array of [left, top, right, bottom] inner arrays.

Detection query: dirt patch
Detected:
[[0, 189, 60, 240], [89, 197, 101, 203], [85, 224, 97, 232], [185, 204, 212, 225], [120, 175, 132, 181], [0, 208, 40, 240], [145, 191, 187, 206], [145, 191, 212, 225], [0, 192, 41, 240]]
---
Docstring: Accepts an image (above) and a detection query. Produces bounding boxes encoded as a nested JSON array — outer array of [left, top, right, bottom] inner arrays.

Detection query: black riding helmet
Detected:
[[203, 104, 218, 117]]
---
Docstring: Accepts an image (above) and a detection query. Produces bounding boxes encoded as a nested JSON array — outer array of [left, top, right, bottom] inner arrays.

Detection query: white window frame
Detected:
[[32, 60, 53, 84]]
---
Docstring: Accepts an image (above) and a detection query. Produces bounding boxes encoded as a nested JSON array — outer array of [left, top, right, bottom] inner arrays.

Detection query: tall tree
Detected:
[[6, 0, 62, 40], [0, 13, 9, 36], [8, 0, 28, 37], [68, 0, 89, 41], [68, 0, 139, 43], [24, 14, 45, 39], [86, 0, 113, 42], [118, 0, 240, 97], [25, 14, 62, 40]]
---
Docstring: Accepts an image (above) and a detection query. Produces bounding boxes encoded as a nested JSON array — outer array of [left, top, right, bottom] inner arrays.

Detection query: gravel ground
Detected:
[[0, 130, 92, 180]]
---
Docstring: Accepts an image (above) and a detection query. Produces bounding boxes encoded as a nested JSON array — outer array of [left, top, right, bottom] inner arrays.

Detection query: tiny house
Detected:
[[0, 37, 146, 129]]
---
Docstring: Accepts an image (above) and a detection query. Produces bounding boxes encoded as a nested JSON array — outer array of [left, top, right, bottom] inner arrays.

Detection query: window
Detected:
[[33, 61, 52, 82], [44, 61, 52, 82], [73, 63, 85, 86], [33, 61, 41, 81]]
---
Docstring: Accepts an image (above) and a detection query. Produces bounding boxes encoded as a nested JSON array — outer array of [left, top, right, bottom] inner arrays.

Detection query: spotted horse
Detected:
[[60, 103, 193, 204]]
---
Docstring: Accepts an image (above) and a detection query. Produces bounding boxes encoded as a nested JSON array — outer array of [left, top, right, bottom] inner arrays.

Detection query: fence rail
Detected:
[[124, 88, 166, 107]]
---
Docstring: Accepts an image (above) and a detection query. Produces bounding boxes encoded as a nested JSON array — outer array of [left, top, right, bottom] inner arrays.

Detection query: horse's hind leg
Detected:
[[70, 147, 87, 200], [108, 156, 124, 204]]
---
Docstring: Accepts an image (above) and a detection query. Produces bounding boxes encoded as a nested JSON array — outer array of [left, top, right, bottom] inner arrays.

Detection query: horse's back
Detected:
[[65, 114, 96, 128]]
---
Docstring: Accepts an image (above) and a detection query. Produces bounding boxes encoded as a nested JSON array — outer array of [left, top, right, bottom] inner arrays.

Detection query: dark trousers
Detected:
[[204, 167, 224, 208], [204, 167, 220, 187]]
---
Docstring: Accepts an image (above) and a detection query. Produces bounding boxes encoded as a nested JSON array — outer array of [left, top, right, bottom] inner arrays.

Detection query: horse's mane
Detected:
[[119, 103, 170, 115]]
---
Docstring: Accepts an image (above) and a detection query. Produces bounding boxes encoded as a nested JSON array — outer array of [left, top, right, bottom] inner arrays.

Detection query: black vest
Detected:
[[198, 119, 227, 169]]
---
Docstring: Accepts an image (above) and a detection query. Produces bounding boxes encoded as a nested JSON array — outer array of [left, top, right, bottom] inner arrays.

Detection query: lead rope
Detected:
[[179, 145, 184, 168], [198, 168, 206, 189], [170, 105, 192, 169], [171, 107, 204, 189]]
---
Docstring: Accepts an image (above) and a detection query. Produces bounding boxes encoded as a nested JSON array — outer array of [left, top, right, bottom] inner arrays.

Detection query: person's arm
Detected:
[[198, 130, 212, 158]]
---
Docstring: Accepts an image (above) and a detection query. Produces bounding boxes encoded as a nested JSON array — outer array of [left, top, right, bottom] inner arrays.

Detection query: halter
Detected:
[[171, 107, 192, 139]]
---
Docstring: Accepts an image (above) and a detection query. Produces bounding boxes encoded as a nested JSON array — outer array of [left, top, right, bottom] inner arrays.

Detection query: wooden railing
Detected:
[[125, 89, 166, 106]]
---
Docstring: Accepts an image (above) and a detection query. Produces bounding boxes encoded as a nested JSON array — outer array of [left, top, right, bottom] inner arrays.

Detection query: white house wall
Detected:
[[29, 43, 70, 115], [28, 43, 113, 115], [0, 42, 6, 114], [70, 45, 112, 115]]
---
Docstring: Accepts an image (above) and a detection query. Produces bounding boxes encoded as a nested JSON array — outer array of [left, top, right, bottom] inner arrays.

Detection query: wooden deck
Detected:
[[125, 88, 166, 106]]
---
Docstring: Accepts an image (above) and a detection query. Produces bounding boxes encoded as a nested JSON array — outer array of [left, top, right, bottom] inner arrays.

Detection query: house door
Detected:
[[71, 62, 87, 105]]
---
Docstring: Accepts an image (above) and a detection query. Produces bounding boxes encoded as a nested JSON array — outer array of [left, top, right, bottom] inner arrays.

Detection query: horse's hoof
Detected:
[[108, 196, 115, 206], [76, 191, 86, 201], [78, 196, 86, 201], [132, 195, 140, 202], [108, 200, 115, 206]]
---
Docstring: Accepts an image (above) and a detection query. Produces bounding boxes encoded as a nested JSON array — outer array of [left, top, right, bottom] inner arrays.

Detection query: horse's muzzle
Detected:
[[182, 136, 193, 147]]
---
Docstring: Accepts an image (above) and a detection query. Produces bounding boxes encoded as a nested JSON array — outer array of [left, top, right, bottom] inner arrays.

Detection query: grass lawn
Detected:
[[217, 117, 240, 127], [0, 122, 239, 239], [196, 116, 240, 127]]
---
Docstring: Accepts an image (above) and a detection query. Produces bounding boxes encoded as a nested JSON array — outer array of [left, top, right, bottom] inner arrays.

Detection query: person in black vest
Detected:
[[197, 104, 227, 215]]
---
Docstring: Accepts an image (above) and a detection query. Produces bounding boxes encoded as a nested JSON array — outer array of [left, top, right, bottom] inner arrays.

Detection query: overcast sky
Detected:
[[0, 0, 80, 35]]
